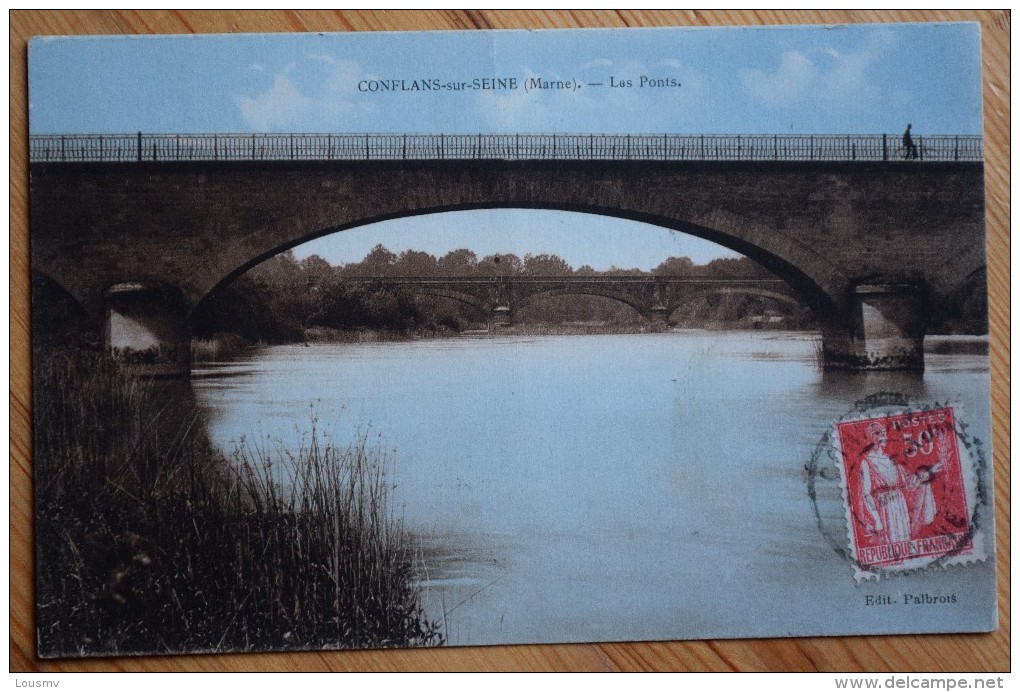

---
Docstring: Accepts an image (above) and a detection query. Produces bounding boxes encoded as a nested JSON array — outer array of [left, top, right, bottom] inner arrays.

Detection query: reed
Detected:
[[34, 349, 441, 657], [191, 332, 252, 362]]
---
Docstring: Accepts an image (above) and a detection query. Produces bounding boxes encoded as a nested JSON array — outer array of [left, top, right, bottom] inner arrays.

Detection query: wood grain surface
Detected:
[[9, 9, 1010, 672]]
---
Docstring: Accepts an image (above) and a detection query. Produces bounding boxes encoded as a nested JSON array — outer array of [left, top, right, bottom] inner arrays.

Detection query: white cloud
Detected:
[[236, 72, 314, 131], [813, 30, 895, 110], [818, 50, 876, 106], [235, 58, 377, 131], [740, 50, 816, 108], [743, 30, 896, 113]]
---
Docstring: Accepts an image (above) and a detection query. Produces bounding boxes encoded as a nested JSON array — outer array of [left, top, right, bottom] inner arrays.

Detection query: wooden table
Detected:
[[9, 10, 1010, 672]]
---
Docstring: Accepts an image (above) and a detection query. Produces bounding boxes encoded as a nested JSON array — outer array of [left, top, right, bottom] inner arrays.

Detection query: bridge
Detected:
[[29, 132, 986, 374], [339, 275, 797, 326]]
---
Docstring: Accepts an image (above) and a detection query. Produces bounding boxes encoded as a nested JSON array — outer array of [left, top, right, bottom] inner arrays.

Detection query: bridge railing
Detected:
[[29, 132, 984, 163], [339, 276, 789, 285]]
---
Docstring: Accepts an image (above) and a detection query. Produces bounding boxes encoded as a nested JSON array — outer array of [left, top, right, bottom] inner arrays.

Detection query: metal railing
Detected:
[[28, 132, 984, 163]]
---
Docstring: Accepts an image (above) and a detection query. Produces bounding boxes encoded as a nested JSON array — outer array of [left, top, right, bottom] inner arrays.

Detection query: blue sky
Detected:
[[29, 23, 983, 268]]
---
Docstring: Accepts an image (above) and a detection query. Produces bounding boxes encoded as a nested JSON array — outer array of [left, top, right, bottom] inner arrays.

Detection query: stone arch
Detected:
[[192, 205, 835, 326], [514, 287, 654, 320], [668, 286, 805, 315], [666, 286, 812, 328], [688, 287, 802, 308], [403, 287, 490, 320], [934, 266, 988, 334]]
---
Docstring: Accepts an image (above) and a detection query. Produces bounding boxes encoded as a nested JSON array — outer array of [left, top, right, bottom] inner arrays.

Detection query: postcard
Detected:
[[28, 23, 994, 657]]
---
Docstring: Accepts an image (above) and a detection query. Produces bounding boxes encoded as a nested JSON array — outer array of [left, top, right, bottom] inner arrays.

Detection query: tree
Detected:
[[479, 253, 523, 276], [300, 254, 336, 289], [354, 244, 399, 276], [247, 250, 323, 331], [603, 265, 646, 276], [192, 274, 303, 343], [437, 248, 478, 275], [653, 256, 696, 276], [249, 249, 302, 286], [522, 253, 572, 276], [393, 250, 438, 277]]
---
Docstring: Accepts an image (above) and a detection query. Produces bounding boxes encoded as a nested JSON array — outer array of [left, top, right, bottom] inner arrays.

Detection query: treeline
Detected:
[[192, 249, 451, 345], [191, 246, 807, 346], [328, 245, 777, 279]]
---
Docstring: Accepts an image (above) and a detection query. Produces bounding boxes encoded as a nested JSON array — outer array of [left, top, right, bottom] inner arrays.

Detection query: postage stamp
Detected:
[[831, 401, 987, 581]]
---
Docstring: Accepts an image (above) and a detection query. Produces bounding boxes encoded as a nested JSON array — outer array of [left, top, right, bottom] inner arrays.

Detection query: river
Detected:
[[192, 330, 995, 646]]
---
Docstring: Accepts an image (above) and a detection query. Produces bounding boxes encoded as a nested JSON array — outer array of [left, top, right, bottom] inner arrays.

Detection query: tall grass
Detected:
[[34, 349, 441, 657], [191, 332, 252, 362]]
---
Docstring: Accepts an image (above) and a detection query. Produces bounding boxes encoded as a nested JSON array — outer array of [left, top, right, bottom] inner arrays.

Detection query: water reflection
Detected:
[[817, 368, 930, 401]]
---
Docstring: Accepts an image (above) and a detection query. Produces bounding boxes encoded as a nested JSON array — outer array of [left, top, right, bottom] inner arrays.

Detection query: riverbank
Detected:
[[34, 348, 442, 656], [193, 320, 825, 358], [924, 334, 990, 355]]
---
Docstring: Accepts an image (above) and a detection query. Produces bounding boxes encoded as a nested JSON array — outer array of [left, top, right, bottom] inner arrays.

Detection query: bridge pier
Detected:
[[492, 305, 513, 328], [649, 305, 671, 328], [104, 282, 191, 377], [822, 284, 926, 371]]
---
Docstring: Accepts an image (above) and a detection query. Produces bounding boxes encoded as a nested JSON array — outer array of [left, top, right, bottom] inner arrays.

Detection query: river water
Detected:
[[192, 331, 996, 646]]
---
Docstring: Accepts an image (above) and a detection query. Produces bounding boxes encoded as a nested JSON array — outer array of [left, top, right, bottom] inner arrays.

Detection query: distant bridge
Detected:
[[339, 275, 797, 325], [29, 131, 986, 374]]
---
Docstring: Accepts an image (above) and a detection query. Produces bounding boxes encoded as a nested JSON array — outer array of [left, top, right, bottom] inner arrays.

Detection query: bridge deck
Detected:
[[29, 132, 982, 164], [339, 276, 788, 286]]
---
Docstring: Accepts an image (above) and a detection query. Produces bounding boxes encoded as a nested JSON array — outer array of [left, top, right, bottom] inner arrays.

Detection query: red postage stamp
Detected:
[[834, 404, 983, 580]]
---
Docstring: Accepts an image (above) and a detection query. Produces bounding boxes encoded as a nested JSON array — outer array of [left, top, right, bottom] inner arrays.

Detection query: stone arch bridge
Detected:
[[28, 132, 986, 374], [345, 275, 799, 326]]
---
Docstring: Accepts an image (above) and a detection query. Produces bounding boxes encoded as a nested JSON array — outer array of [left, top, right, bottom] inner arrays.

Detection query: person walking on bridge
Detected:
[[902, 123, 919, 159]]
